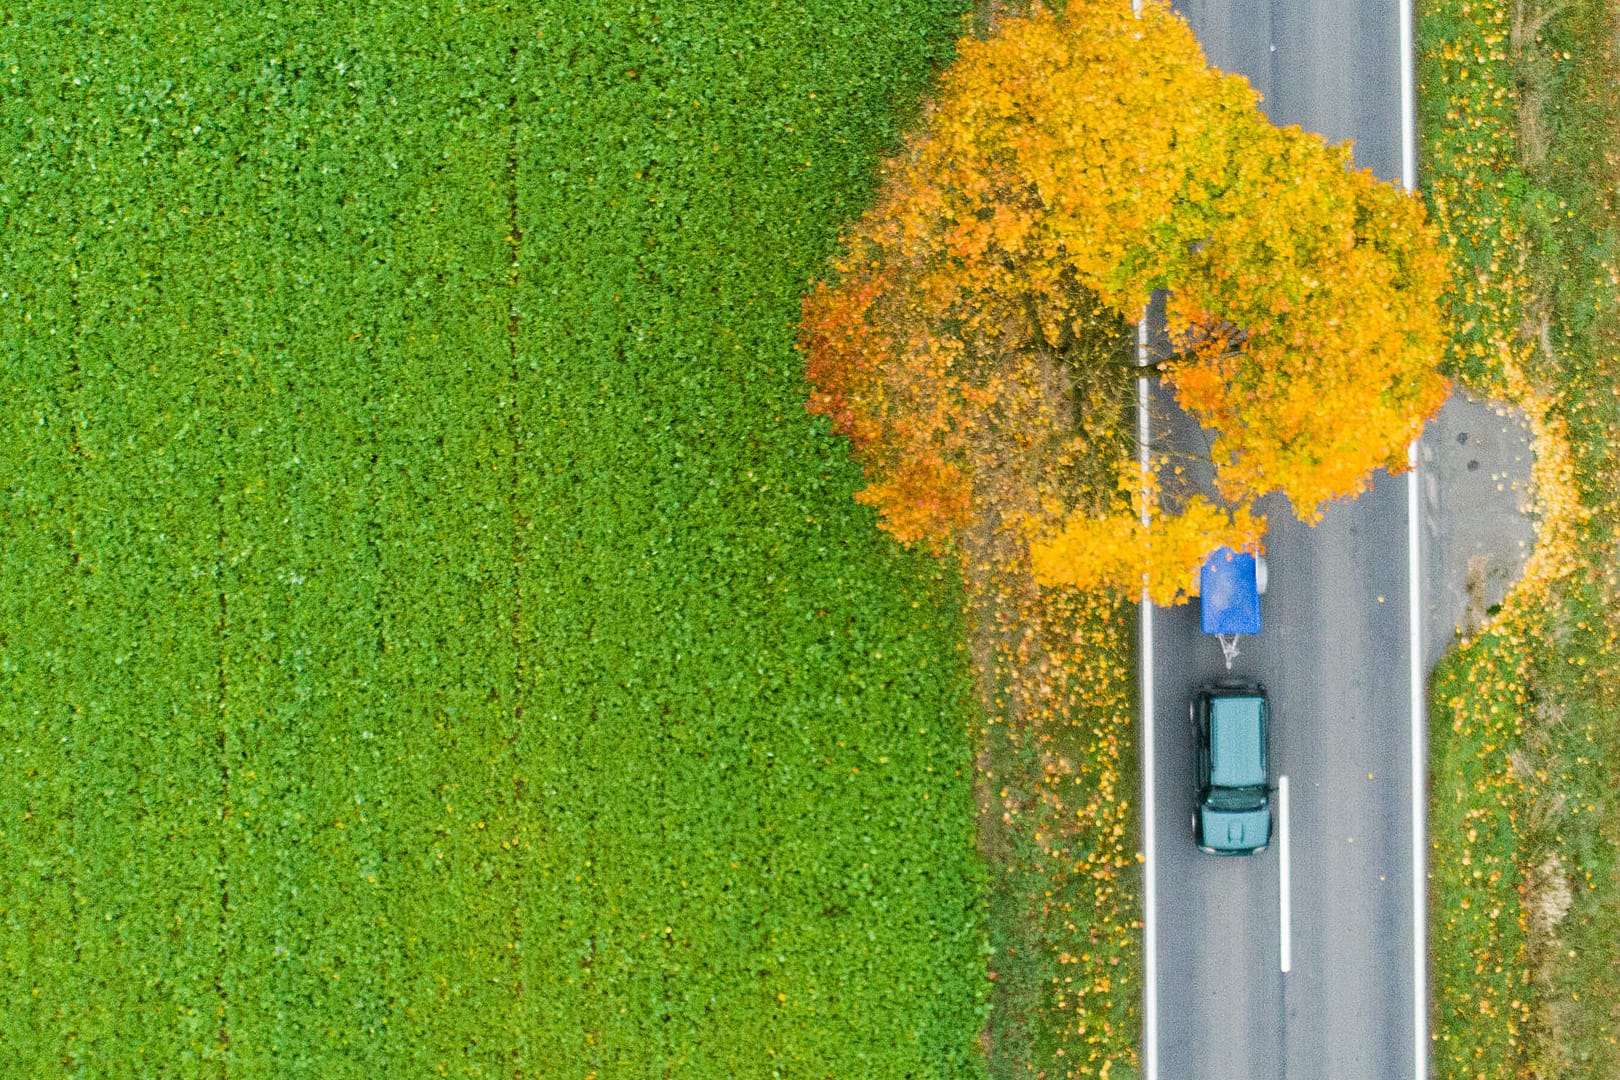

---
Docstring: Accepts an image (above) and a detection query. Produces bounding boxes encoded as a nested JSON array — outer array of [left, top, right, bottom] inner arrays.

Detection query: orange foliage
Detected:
[[1029, 468, 1266, 607], [1160, 139, 1453, 518], [798, 0, 1450, 594]]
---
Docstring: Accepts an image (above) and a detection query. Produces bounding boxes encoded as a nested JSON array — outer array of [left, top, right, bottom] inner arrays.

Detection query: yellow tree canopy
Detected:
[[800, 0, 1449, 602]]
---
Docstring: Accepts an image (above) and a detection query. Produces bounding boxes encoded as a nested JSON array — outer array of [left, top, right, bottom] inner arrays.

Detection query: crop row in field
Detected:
[[1, 2, 991, 1075]]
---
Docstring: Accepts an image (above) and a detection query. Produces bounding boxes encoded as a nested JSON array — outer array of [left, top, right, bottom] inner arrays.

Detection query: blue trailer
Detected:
[[1199, 546, 1267, 668]]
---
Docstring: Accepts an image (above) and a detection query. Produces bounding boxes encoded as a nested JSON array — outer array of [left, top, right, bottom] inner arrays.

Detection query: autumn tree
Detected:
[[799, 0, 1449, 603]]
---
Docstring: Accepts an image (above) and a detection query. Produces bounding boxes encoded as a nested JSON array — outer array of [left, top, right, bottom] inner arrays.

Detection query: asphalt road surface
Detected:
[[1148, 2, 1422, 1078]]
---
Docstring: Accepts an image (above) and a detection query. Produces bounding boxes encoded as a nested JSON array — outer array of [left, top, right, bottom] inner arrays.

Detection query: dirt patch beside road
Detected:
[[1421, 390, 1537, 666]]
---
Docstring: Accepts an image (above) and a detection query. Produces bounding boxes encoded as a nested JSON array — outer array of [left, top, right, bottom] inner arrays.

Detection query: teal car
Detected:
[[1192, 685, 1272, 855]]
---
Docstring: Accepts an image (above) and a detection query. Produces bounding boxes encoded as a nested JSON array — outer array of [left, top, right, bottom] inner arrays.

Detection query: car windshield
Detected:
[[1204, 784, 1267, 812]]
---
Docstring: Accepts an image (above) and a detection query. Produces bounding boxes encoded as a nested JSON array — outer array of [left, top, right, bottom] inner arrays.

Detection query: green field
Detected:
[[0, 2, 993, 1075]]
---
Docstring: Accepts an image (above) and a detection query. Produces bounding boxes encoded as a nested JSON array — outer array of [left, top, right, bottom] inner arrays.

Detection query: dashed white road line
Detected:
[[1279, 775, 1292, 974]]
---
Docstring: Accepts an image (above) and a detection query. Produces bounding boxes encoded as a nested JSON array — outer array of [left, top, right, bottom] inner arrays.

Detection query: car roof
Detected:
[[1209, 694, 1265, 789]]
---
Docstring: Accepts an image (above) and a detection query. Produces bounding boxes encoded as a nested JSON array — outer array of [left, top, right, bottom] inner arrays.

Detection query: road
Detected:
[[1147, 2, 1424, 1078]]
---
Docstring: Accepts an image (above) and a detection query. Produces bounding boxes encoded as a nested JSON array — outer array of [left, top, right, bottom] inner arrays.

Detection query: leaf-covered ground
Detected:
[[1417, 0, 1620, 1073], [0, 3, 994, 1075]]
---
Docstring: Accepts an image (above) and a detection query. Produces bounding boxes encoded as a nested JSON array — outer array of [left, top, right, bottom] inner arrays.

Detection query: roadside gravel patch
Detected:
[[1422, 389, 1536, 667]]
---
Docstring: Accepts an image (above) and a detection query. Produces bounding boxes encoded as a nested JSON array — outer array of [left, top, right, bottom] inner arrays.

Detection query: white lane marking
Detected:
[[1400, 0, 1428, 1068], [1400, 0, 1418, 191], [1137, 312, 1158, 1080], [1129, 16, 1152, 1080], [1407, 449, 1428, 1080], [1279, 775, 1292, 973]]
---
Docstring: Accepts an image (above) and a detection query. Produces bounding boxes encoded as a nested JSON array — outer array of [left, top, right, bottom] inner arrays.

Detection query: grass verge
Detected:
[[1418, 0, 1620, 1073]]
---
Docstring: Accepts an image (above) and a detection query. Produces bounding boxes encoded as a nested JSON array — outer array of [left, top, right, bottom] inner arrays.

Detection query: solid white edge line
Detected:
[[1138, 313, 1158, 1080], [1407, 449, 1427, 1080], [1279, 775, 1291, 973], [1131, 16, 1152, 1080], [1400, 0, 1427, 1071], [1400, 0, 1418, 192]]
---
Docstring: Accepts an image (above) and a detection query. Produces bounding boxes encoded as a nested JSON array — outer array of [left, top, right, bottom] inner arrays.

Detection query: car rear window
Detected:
[[1209, 696, 1265, 788]]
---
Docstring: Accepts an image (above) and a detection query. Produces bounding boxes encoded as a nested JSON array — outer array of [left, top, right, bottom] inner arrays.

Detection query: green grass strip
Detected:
[[1418, 0, 1620, 1074]]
